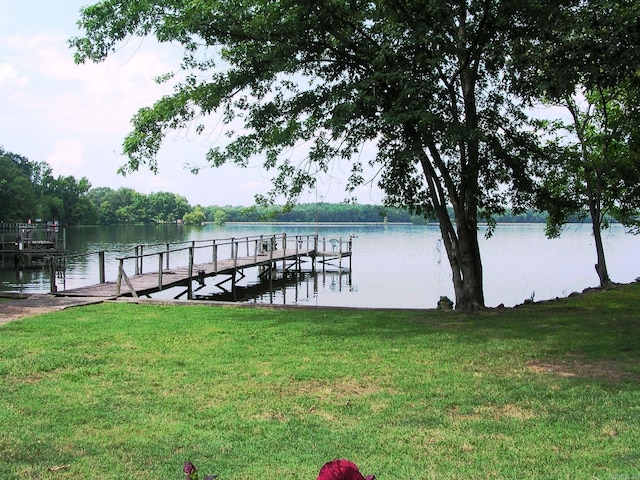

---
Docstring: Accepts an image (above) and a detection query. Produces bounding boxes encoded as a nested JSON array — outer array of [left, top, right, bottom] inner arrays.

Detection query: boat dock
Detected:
[[0, 222, 65, 269], [56, 233, 352, 300]]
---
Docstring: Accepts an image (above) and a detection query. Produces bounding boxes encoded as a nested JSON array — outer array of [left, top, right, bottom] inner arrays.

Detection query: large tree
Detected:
[[535, 85, 640, 287], [71, 0, 550, 310], [512, 0, 640, 288]]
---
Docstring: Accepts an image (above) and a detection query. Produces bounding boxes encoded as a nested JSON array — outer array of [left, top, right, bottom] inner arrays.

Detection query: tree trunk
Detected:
[[592, 222, 611, 287], [433, 200, 485, 312], [585, 170, 612, 288], [588, 192, 612, 287], [569, 101, 612, 289]]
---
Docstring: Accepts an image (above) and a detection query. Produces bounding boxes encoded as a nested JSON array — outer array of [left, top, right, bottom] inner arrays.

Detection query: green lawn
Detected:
[[1, 285, 639, 479]]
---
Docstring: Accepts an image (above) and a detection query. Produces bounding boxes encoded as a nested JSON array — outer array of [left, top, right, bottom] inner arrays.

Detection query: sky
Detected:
[[0, 1, 384, 207]]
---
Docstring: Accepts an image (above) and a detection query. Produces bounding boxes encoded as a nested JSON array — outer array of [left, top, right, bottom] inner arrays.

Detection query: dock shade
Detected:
[[197, 269, 206, 286]]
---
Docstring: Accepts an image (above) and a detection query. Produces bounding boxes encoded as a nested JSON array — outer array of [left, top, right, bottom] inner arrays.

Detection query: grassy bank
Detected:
[[1, 285, 639, 479]]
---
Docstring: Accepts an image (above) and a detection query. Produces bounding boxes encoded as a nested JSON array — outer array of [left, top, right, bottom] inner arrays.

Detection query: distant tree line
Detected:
[[200, 203, 549, 224], [1, 146, 549, 226], [88, 187, 191, 224]]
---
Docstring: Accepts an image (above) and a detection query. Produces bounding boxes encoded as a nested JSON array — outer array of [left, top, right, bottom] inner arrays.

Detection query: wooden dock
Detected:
[[0, 223, 65, 269], [0, 223, 65, 270], [56, 233, 352, 300]]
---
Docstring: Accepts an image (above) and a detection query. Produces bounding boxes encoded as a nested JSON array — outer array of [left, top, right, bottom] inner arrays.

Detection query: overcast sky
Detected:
[[0, 1, 384, 207]]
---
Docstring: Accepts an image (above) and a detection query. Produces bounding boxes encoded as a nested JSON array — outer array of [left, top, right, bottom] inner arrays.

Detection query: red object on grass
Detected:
[[317, 459, 375, 480]]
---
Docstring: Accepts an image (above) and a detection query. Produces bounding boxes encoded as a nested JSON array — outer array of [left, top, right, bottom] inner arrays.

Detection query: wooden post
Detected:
[[312, 235, 317, 272], [188, 246, 194, 300], [121, 269, 139, 298], [213, 242, 218, 273], [269, 236, 274, 278], [61, 256, 67, 289], [232, 271, 237, 300], [158, 252, 164, 290], [232, 238, 237, 268], [134, 246, 140, 275], [166, 243, 170, 269], [282, 232, 286, 272], [116, 259, 124, 296], [99, 251, 105, 284], [349, 236, 353, 270], [49, 257, 57, 293]]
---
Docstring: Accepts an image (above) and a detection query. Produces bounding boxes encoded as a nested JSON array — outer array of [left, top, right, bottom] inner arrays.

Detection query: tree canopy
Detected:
[[0, 147, 96, 225]]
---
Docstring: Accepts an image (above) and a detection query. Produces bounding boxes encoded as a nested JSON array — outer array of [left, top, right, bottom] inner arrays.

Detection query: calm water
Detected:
[[1, 223, 639, 308]]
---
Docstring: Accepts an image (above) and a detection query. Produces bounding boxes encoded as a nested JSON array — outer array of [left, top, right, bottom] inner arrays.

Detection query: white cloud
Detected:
[[239, 180, 263, 192], [0, 62, 29, 88], [45, 139, 85, 176]]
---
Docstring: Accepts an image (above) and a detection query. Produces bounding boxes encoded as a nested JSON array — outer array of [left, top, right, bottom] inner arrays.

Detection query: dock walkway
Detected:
[[57, 233, 352, 300]]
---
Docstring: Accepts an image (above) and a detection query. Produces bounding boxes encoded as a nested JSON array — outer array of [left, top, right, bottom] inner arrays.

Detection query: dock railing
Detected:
[[110, 233, 318, 297]]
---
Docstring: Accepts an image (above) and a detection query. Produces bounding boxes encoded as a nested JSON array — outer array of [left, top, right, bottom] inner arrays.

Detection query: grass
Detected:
[[1, 285, 640, 479]]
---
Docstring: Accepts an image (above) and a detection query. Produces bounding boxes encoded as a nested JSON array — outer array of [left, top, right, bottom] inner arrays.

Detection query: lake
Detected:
[[1, 223, 639, 308]]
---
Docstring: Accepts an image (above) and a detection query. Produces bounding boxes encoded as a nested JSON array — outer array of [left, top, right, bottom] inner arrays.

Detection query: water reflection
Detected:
[[188, 268, 352, 305]]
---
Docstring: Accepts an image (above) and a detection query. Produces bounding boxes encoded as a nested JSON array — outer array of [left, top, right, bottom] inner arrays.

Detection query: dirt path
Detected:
[[0, 295, 111, 325]]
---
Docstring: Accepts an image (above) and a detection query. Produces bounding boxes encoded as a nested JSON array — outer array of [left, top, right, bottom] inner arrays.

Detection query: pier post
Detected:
[[188, 246, 194, 300], [232, 238, 238, 268], [166, 243, 170, 269], [48, 257, 57, 293], [134, 246, 140, 275], [282, 233, 286, 272], [158, 252, 164, 290], [116, 259, 124, 296], [213, 241, 218, 272], [268, 237, 274, 278], [99, 251, 105, 284], [349, 236, 353, 270], [312, 235, 317, 272]]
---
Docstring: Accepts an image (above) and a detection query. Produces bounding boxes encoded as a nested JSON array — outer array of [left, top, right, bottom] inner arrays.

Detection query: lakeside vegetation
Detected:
[[1, 284, 639, 478], [1, 146, 550, 226]]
